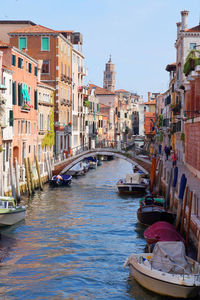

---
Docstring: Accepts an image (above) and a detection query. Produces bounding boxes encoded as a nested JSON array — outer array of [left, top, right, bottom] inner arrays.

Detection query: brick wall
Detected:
[[185, 122, 200, 171]]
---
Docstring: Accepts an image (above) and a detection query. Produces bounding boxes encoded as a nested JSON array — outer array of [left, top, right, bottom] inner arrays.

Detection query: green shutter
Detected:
[[35, 66, 38, 76], [9, 110, 13, 126], [18, 83, 22, 106], [29, 63, 32, 73], [34, 89, 38, 110], [42, 37, 49, 51], [12, 55, 16, 66], [12, 81, 16, 105], [19, 37, 27, 50]]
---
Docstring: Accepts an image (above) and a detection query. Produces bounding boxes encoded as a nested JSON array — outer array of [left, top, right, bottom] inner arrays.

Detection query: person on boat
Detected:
[[56, 175, 63, 180]]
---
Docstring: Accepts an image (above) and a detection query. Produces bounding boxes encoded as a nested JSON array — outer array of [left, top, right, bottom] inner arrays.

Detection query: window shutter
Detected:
[[42, 37, 49, 51], [29, 63, 32, 73], [12, 55, 16, 66], [18, 83, 22, 106], [34, 89, 38, 110], [19, 37, 27, 50], [12, 81, 16, 105], [34, 66, 38, 76], [9, 110, 14, 126]]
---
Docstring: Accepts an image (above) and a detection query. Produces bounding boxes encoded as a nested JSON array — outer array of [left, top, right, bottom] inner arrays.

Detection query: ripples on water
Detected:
[[0, 159, 172, 299]]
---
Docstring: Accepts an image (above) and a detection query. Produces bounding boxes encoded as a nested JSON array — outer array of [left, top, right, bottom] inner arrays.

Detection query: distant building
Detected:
[[103, 55, 116, 92]]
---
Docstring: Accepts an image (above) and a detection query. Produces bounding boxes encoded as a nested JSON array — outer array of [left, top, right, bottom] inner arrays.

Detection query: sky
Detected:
[[1, 0, 200, 99]]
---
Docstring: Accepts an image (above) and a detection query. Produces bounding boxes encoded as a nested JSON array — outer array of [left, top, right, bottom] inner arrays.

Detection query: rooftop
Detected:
[[186, 25, 200, 32], [9, 24, 57, 34], [89, 84, 115, 95]]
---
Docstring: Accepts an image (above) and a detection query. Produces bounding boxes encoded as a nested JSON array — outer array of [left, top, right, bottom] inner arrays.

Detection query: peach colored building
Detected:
[[0, 41, 38, 167], [8, 25, 75, 155]]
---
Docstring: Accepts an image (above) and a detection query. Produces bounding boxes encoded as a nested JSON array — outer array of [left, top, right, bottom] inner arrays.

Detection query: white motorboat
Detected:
[[67, 162, 86, 176], [0, 196, 26, 226], [124, 241, 200, 299], [117, 173, 148, 195]]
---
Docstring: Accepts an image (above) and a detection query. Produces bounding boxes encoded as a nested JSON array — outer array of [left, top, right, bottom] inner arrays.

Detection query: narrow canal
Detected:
[[0, 159, 169, 300]]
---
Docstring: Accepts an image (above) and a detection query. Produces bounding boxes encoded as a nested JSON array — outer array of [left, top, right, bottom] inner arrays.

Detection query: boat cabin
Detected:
[[0, 196, 16, 210]]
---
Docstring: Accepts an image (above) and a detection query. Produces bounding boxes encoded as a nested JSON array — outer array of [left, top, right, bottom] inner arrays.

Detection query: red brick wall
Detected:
[[185, 122, 200, 171]]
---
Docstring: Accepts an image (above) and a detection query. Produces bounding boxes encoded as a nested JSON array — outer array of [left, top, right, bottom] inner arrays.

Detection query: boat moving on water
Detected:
[[0, 196, 26, 226], [124, 241, 200, 298]]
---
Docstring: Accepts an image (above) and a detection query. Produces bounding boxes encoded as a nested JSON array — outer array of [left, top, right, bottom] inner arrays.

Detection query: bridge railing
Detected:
[[53, 139, 135, 165]]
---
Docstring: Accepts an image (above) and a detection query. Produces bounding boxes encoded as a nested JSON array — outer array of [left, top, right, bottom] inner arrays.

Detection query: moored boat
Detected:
[[124, 241, 200, 298], [117, 173, 148, 195], [67, 162, 86, 176], [137, 196, 175, 226], [49, 174, 72, 187], [0, 196, 26, 226], [144, 221, 184, 245]]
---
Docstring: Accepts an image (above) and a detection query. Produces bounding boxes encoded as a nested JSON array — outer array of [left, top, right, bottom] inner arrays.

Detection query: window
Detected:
[[18, 57, 23, 68], [41, 37, 50, 51], [29, 145, 31, 154], [41, 60, 50, 74], [28, 63, 32, 73], [28, 122, 31, 134], [18, 121, 20, 135], [19, 37, 27, 50], [34, 89, 38, 110], [25, 121, 28, 134], [12, 55, 16, 66], [12, 81, 16, 105], [190, 43, 196, 50], [60, 40, 63, 52], [34, 66, 38, 76], [9, 110, 13, 126], [34, 122, 36, 134], [106, 74, 111, 79]]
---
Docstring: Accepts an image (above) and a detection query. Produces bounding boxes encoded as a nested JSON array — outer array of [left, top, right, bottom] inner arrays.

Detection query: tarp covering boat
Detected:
[[144, 221, 185, 244], [151, 241, 191, 275]]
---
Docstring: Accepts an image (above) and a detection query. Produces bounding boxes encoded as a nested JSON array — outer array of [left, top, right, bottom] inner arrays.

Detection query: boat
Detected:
[[124, 241, 200, 298], [144, 221, 185, 245], [116, 173, 148, 195], [85, 156, 98, 169], [137, 196, 175, 226], [0, 196, 26, 226], [67, 162, 86, 176], [49, 174, 72, 187]]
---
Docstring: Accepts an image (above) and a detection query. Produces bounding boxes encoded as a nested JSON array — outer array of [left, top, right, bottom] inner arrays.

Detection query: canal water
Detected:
[[0, 159, 171, 300]]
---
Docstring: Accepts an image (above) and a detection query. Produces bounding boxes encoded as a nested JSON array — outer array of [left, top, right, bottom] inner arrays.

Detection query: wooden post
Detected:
[[28, 157, 34, 193], [14, 158, 21, 203], [35, 155, 43, 190], [197, 234, 200, 263], [9, 158, 16, 200], [150, 157, 156, 192], [165, 167, 173, 209], [24, 158, 31, 195], [47, 152, 52, 178], [44, 152, 51, 180], [180, 186, 188, 235], [185, 190, 193, 255]]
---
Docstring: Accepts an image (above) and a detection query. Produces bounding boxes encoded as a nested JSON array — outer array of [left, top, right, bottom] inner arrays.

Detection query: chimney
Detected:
[[181, 10, 189, 31], [148, 92, 151, 102], [176, 22, 181, 38], [37, 60, 43, 82]]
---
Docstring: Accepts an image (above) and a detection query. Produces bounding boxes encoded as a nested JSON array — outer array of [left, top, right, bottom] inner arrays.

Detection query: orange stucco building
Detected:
[[0, 41, 38, 165]]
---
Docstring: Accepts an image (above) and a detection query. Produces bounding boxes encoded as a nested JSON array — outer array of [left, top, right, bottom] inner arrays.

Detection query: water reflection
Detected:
[[0, 158, 160, 299]]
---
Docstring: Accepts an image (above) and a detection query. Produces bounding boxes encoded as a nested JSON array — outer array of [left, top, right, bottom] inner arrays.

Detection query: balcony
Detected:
[[171, 103, 181, 115], [78, 86, 83, 92], [21, 103, 31, 112], [64, 125, 72, 135]]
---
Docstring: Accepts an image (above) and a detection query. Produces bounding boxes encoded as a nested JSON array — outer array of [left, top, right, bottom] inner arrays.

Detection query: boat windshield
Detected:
[[8, 202, 14, 208], [0, 201, 7, 209]]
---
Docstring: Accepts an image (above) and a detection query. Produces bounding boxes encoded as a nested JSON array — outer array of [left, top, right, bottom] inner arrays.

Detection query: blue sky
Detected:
[[1, 0, 200, 99]]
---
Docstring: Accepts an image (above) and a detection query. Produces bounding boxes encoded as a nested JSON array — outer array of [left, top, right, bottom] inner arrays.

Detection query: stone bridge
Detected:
[[53, 148, 151, 176]]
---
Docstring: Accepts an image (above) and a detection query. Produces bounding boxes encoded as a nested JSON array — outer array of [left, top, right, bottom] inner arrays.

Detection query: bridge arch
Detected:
[[59, 148, 149, 175]]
